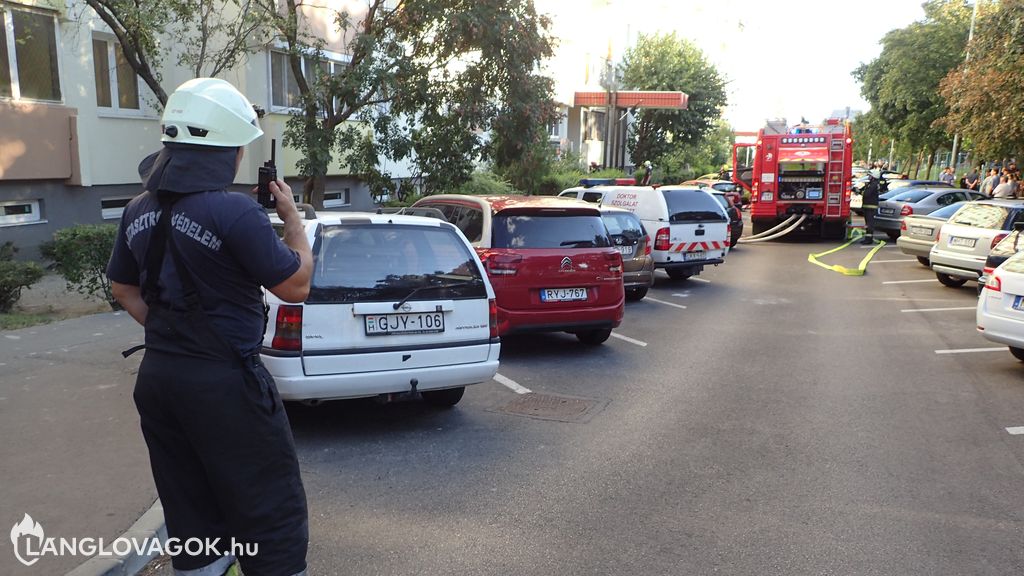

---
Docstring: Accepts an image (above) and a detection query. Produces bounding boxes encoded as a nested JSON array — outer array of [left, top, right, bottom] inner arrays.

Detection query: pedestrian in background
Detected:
[[939, 166, 955, 185], [981, 168, 999, 197], [965, 167, 980, 191], [107, 78, 313, 576], [992, 175, 1014, 198]]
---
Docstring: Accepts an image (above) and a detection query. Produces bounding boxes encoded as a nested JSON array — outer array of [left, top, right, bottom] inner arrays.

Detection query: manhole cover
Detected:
[[491, 392, 608, 423]]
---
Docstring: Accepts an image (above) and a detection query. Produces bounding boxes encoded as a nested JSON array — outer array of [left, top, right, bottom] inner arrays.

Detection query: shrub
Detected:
[[0, 242, 45, 314], [46, 224, 120, 310], [451, 171, 519, 196]]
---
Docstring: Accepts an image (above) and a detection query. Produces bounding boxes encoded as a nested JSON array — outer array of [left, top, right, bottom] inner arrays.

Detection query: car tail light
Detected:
[[271, 305, 303, 351], [479, 251, 522, 276], [991, 233, 1008, 249], [901, 220, 907, 231], [654, 227, 671, 251], [900, 205, 913, 216], [644, 235, 651, 256], [983, 266, 995, 277], [987, 275, 1002, 292], [605, 251, 623, 274], [726, 224, 732, 241], [488, 298, 498, 338]]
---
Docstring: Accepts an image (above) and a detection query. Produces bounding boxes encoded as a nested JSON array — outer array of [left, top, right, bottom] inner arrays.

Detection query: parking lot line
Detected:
[[883, 279, 937, 285], [689, 277, 711, 283], [873, 259, 917, 263], [645, 297, 687, 310], [1006, 427, 1024, 435], [494, 373, 531, 395], [934, 347, 1006, 355], [610, 332, 648, 347], [901, 306, 976, 313]]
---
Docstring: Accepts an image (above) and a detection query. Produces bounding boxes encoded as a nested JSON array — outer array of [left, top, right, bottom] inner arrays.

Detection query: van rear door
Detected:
[[660, 188, 729, 260]]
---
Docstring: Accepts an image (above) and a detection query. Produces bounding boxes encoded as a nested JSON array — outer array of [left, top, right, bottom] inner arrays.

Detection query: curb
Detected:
[[65, 499, 165, 576]]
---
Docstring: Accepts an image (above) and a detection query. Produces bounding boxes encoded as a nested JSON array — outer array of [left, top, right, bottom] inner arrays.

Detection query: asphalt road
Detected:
[[271, 234, 1024, 576]]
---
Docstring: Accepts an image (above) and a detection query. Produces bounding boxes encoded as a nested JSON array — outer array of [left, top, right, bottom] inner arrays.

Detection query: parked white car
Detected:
[[977, 250, 1024, 362], [261, 211, 500, 406]]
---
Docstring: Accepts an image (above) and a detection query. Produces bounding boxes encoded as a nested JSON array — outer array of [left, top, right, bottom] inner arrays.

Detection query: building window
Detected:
[[323, 189, 350, 208], [0, 7, 62, 101], [270, 50, 349, 112], [101, 196, 133, 220], [92, 37, 139, 110], [0, 199, 43, 226], [548, 122, 560, 138]]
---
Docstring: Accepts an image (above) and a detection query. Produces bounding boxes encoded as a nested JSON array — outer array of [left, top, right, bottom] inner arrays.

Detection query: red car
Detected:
[[412, 195, 625, 344]]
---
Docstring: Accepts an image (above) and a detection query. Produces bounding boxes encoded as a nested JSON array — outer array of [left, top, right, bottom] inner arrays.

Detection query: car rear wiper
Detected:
[[392, 280, 478, 311], [559, 240, 595, 247]]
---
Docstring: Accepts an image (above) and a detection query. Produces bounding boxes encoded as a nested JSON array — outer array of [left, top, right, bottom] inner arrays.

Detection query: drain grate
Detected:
[[491, 392, 608, 423]]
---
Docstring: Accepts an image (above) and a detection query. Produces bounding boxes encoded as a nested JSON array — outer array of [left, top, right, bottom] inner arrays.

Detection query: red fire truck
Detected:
[[732, 118, 853, 239]]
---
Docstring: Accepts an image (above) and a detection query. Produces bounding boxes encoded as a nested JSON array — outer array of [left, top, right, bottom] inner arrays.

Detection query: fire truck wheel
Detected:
[[822, 221, 846, 240], [916, 257, 930, 267], [935, 273, 967, 288], [666, 269, 692, 280], [1010, 347, 1024, 362]]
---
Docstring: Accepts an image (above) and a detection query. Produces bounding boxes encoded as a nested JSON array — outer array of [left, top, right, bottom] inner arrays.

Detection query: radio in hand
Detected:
[[257, 139, 277, 209]]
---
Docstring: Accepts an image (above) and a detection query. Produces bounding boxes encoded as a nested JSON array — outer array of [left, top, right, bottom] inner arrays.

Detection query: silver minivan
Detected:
[[929, 199, 1024, 288], [261, 212, 500, 407]]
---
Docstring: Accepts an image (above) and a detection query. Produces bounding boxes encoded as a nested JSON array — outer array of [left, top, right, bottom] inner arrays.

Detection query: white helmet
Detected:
[[161, 78, 263, 147]]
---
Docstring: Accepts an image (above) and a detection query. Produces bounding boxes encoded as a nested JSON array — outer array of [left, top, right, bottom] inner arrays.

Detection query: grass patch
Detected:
[[0, 311, 60, 330]]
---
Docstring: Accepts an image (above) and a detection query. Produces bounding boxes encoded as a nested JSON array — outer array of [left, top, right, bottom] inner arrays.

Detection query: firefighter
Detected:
[[107, 78, 313, 576], [861, 168, 881, 245]]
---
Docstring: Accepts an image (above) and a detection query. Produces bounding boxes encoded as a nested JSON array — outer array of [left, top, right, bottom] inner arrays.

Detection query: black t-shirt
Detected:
[[107, 190, 300, 356]]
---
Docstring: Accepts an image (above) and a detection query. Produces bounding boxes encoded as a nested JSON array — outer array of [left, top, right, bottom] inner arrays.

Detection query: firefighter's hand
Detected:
[[270, 180, 300, 222]]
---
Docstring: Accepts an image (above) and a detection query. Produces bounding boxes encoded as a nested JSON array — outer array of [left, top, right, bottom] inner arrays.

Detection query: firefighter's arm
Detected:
[[267, 179, 312, 303], [112, 281, 148, 326]]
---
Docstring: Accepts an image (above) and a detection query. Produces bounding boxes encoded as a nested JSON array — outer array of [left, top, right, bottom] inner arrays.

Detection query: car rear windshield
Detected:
[[601, 212, 644, 240], [661, 189, 728, 223], [927, 202, 967, 220], [306, 224, 486, 304], [491, 212, 611, 249], [890, 190, 932, 203], [948, 203, 1012, 230]]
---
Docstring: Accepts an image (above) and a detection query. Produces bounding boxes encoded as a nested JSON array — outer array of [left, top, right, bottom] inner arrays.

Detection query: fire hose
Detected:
[[736, 213, 886, 275], [737, 214, 807, 243]]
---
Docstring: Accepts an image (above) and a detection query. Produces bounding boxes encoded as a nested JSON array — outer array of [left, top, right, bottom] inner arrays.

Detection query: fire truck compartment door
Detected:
[[778, 147, 829, 162]]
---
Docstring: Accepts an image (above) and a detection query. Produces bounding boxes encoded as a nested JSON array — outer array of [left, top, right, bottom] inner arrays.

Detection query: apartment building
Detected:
[[0, 0, 397, 259]]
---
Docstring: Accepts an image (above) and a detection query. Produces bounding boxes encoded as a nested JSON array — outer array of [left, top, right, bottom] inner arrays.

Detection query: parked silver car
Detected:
[[875, 188, 985, 240], [929, 199, 1024, 288], [896, 201, 972, 266]]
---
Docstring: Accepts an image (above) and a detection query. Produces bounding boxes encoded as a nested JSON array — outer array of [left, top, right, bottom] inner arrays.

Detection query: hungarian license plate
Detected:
[[365, 312, 444, 336], [541, 287, 587, 302], [879, 208, 895, 215], [1013, 296, 1024, 312], [949, 236, 977, 248], [615, 245, 634, 256], [684, 250, 706, 261], [911, 226, 934, 236]]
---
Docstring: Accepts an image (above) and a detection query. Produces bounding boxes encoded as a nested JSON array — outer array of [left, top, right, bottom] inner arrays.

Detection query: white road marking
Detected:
[[646, 297, 687, 310], [689, 277, 711, 283], [883, 279, 937, 285], [610, 332, 648, 347], [901, 306, 976, 313], [934, 347, 1006, 355], [1006, 427, 1024, 435], [671, 293, 690, 298], [873, 259, 917, 263], [494, 373, 531, 395]]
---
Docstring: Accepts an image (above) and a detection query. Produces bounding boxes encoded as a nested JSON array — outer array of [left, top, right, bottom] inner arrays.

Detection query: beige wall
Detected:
[[0, 101, 76, 180]]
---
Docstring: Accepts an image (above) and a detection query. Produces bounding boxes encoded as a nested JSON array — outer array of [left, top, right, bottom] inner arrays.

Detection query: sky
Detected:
[[537, 0, 928, 131]]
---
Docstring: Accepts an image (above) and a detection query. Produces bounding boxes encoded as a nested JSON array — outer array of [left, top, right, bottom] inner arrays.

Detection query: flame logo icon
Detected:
[[11, 513, 44, 566]]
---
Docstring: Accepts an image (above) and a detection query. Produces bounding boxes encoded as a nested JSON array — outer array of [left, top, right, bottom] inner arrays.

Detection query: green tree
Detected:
[[655, 119, 734, 183], [80, 0, 268, 105], [619, 32, 728, 167], [853, 0, 972, 175], [266, 0, 559, 205], [938, 0, 1024, 160]]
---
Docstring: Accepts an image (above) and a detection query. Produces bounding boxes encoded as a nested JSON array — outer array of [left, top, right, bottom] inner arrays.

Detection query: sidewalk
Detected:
[[1, 275, 157, 575]]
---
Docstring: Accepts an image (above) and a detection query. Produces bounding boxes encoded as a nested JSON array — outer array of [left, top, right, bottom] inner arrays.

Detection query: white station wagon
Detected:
[[261, 211, 500, 407]]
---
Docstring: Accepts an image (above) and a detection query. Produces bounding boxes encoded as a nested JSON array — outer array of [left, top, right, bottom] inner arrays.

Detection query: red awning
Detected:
[[778, 147, 828, 162], [573, 91, 688, 110]]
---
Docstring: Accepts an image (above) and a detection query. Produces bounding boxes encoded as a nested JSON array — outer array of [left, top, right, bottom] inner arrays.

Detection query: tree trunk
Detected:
[[924, 148, 936, 181], [303, 175, 326, 210]]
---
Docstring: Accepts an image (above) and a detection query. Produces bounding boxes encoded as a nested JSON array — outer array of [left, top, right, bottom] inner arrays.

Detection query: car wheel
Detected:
[[422, 386, 465, 408], [1010, 347, 1024, 362], [886, 231, 901, 241], [916, 256, 930, 266], [935, 272, 967, 288], [626, 286, 648, 301], [666, 268, 692, 280], [576, 328, 611, 345]]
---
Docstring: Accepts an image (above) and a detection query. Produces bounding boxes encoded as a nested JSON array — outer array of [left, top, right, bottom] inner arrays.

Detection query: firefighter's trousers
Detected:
[[134, 350, 309, 576]]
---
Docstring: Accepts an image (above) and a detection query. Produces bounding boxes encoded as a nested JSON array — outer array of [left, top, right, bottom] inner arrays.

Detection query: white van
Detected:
[[598, 185, 729, 280]]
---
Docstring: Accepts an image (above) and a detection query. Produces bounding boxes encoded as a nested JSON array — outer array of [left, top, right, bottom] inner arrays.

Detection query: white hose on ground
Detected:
[[737, 214, 809, 243], [739, 214, 799, 240]]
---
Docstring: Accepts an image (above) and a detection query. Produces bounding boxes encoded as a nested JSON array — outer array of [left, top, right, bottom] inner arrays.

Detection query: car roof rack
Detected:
[[376, 206, 447, 221]]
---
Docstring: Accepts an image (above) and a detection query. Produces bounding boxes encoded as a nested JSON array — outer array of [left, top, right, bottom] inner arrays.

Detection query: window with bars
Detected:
[[92, 37, 139, 110], [0, 200, 43, 226], [0, 7, 62, 101]]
